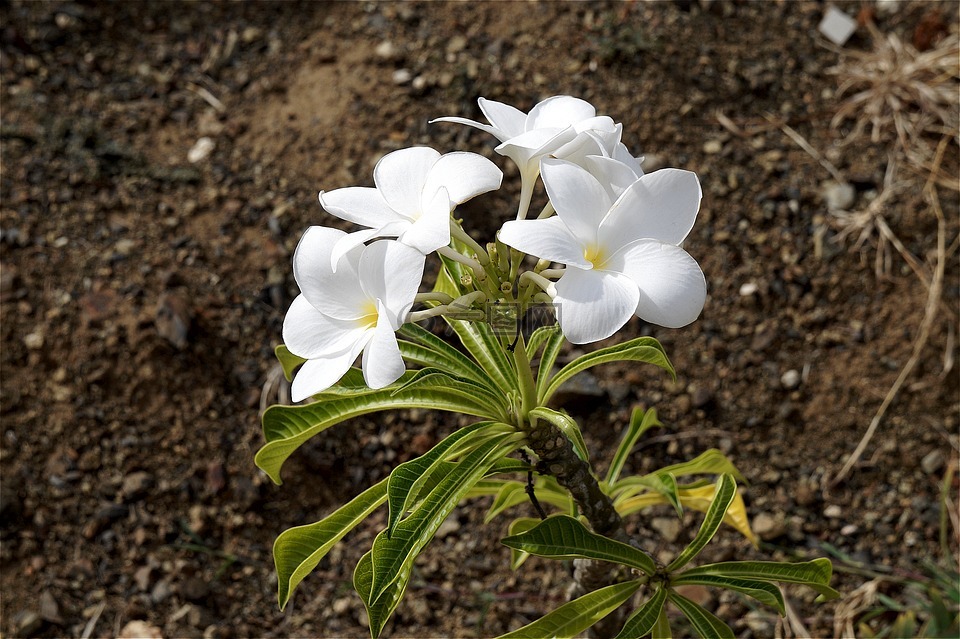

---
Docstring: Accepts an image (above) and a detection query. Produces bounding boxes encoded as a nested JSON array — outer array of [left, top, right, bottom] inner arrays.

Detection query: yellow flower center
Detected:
[[357, 300, 379, 329], [583, 244, 605, 267]]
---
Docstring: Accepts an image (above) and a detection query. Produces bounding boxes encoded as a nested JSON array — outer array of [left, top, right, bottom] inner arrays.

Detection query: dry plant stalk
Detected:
[[830, 23, 959, 168]]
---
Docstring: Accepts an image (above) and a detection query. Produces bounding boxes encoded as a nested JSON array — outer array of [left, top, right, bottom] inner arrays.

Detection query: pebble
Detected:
[[824, 504, 842, 518], [921, 449, 945, 474], [752, 512, 786, 540], [121, 471, 154, 501], [641, 153, 665, 172], [780, 369, 801, 390], [374, 40, 397, 61], [391, 69, 412, 85], [435, 516, 460, 539], [120, 620, 163, 638], [820, 180, 855, 211], [673, 584, 715, 610], [39, 590, 62, 624], [738, 282, 759, 297], [13, 610, 42, 637], [690, 385, 713, 409], [744, 610, 776, 636], [23, 331, 44, 350], [651, 516, 681, 543], [188, 137, 215, 163], [703, 139, 724, 154]]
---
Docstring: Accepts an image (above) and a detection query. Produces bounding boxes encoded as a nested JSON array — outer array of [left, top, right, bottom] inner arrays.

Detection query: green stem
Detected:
[[511, 334, 538, 424]]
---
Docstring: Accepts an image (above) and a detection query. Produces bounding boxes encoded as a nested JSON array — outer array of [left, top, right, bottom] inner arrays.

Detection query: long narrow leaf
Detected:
[[542, 337, 674, 403], [275, 478, 387, 609], [387, 422, 513, 534], [606, 407, 663, 485], [667, 590, 734, 639], [257, 387, 495, 484], [498, 580, 643, 639], [675, 558, 840, 600], [652, 607, 672, 639], [368, 432, 524, 604], [274, 345, 306, 382], [670, 574, 785, 614], [354, 550, 406, 638], [501, 514, 657, 575], [535, 328, 566, 401], [397, 324, 506, 400], [526, 324, 561, 360], [529, 407, 589, 462], [667, 474, 737, 572], [390, 368, 509, 420], [615, 586, 667, 639], [506, 517, 540, 570]]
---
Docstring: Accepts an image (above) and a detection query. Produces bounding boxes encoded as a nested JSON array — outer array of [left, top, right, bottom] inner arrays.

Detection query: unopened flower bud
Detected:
[[500, 281, 513, 294], [460, 273, 473, 287]]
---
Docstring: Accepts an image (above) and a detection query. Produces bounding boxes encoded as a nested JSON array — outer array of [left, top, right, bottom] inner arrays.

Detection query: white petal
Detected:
[[477, 97, 527, 139], [580, 155, 643, 201], [540, 158, 612, 246], [328, 220, 413, 271], [398, 187, 451, 254], [319, 187, 399, 228], [609, 239, 706, 328], [429, 116, 503, 140], [373, 147, 441, 217], [293, 226, 368, 319], [612, 143, 645, 176], [602, 169, 702, 247], [499, 217, 590, 268], [290, 343, 365, 402], [282, 295, 367, 360], [554, 268, 639, 344], [361, 302, 406, 389], [359, 240, 425, 322], [422, 152, 502, 205], [526, 95, 596, 130], [495, 126, 572, 170]]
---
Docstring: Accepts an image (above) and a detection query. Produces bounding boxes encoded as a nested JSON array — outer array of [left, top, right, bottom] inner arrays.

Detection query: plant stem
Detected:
[[511, 335, 538, 423]]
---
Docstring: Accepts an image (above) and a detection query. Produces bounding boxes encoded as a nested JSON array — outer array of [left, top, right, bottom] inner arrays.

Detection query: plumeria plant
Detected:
[[258, 95, 838, 638]]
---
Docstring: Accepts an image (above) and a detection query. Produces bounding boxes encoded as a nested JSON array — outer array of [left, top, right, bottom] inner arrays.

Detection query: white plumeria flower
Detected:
[[282, 227, 425, 400], [318, 146, 501, 267], [432, 96, 641, 218], [499, 158, 706, 344]]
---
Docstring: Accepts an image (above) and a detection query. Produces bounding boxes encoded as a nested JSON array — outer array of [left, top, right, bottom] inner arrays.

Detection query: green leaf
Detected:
[[666, 474, 737, 572], [397, 323, 505, 398], [501, 514, 657, 576], [535, 327, 566, 400], [368, 432, 524, 607], [390, 367, 509, 421], [606, 407, 663, 486], [652, 449, 745, 483], [354, 550, 406, 638], [257, 387, 496, 484], [506, 517, 540, 570], [667, 590, 734, 639], [274, 345, 306, 382], [670, 574, 785, 614], [526, 324, 561, 360], [615, 586, 667, 639], [652, 607, 672, 639], [628, 473, 682, 518], [542, 337, 674, 404], [498, 580, 643, 639], [274, 479, 387, 610], [529, 407, 589, 462], [675, 558, 841, 600], [388, 421, 514, 534], [485, 482, 529, 524]]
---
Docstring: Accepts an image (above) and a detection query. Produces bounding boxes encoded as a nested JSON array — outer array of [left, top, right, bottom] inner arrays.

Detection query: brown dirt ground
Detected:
[[1, 1, 958, 637]]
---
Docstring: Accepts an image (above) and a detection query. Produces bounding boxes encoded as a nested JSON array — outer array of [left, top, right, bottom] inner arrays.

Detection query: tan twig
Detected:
[[832, 179, 947, 485], [769, 115, 846, 184]]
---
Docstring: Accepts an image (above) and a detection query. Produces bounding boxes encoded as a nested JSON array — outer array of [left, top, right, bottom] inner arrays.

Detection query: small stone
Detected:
[[780, 369, 801, 390], [821, 180, 855, 211], [39, 591, 62, 624], [840, 524, 858, 536], [23, 331, 44, 350], [188, 137, 215, 163], [446, 34, 467, 54], [690, 385, 713, 409], [703, 139, 723, 154], [651, 517, 681, 543], [738, 282, 759, 297], [13, 610, 42, 636], [673, 584, 715, 610], [134, 565, 154, 591], [375, 40, 397, 60], [752, 512, 786, 541], [155, 292, 191, 349], [921, 449, 945, 475], [120, 620, 163, 638], [795, 479, 818, 507], [114, 238, 136, 256], [332, 596, 352, 615], [121, 472, 153, 501], [744, 610, 776, 636], [435, 516, 460, 539], [824, 504, 842, 518], [640, 153, 665, 172], [391, 69, 412, 85], [818, 6, 857, 46]]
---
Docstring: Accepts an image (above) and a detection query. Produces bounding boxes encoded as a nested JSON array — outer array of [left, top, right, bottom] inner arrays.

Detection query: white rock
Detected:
[[821, 180, 856, 211], [392, 69, 412, 85], [739, 282, 759, 296], [187, 137, 215, 164], [818, 6, 858, 46], [781, 369, 801, 389]]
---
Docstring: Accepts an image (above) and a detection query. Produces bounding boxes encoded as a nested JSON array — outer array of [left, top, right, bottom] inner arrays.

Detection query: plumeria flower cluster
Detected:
[[283, 95, 706, 400]]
